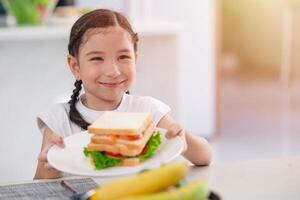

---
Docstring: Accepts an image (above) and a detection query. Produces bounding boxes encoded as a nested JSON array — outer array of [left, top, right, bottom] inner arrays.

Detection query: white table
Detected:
[[90, 156, 300, 200], [1, 156, 299, 200], [183, 156, 300, 200]]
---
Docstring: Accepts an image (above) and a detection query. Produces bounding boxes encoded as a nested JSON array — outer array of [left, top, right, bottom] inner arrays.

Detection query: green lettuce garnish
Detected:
[[139, 131, 161, 161], [83, 131, 161, 170], [83, 148, 122, 170]]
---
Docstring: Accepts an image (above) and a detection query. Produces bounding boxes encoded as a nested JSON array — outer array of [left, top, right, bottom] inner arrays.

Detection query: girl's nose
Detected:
[[104, 60, 121, 77]]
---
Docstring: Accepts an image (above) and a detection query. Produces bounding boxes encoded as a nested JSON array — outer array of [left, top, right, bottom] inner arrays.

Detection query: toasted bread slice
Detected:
[[122, 158, 140, 166], [88, 112, 153, 136], [87, 123, 155, 157]]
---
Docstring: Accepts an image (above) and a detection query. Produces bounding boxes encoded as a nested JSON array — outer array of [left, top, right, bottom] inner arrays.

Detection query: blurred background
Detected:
[[0, 0, 299, 183], [216, 0, 300, 162]]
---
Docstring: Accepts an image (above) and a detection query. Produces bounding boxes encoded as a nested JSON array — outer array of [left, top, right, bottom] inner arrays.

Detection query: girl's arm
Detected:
[[157, 114, 213, 166], [34, 126, 65, 180]]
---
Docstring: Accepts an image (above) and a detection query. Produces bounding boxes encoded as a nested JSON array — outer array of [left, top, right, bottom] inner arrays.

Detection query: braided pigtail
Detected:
[[68, 80, 90, 130]]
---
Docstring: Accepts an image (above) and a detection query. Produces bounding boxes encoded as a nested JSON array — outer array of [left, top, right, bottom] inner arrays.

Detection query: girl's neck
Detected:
[[82, 94, 123, 111]]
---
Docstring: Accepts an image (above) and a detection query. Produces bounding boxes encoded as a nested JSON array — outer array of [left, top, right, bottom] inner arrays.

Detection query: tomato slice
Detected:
[[141, 146, 148, 155], [118, 134, 142, 141], [110, 135, 118, 141], [106, 151, 124, 159]]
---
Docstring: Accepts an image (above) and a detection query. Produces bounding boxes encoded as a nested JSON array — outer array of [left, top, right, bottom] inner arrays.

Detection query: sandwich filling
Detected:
[[83, 131, 161, 170]]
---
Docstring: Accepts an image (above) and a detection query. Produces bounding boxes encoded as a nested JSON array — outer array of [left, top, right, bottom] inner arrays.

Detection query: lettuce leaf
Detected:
[[83, 147, 122, 170], [83, 131, 161, 170], [139, 131, 161, 161]]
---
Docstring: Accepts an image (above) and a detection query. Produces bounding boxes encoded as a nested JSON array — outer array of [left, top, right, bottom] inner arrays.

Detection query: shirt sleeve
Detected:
[[147, 97, 171, 125], [36, 104, 70, 137]]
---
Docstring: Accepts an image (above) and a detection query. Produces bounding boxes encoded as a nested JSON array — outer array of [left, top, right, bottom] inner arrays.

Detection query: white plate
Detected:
[[47, 128, 185, 177]]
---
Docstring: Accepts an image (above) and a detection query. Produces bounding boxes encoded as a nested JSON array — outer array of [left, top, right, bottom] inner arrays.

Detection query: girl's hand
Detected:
[[34, 126, 65, 179], [165, 123, 184, 138], [37, 133, 65, 168], [158, 114, 212, 165], [165, 123, 188, 152]]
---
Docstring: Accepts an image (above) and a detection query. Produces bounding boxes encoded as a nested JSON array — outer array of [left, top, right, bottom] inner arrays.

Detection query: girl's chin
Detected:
[[97, 91, 126, 101]]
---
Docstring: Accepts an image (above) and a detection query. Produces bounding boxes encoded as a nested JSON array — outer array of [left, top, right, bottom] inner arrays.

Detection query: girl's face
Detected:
[[68, 26, 136, 108]]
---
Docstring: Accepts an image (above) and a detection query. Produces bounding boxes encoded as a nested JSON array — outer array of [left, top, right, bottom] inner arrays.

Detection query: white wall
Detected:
[[0, 39, 73, 183], [151, 0, 216, 136]]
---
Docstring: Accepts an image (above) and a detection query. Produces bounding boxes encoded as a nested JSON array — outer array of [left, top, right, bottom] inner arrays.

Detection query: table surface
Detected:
[[184, 156, 300, 200], [1, 156, 300, 200], [91, 156, 300, 200]]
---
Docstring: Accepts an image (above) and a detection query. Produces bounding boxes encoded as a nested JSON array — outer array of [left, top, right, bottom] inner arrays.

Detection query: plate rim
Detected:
[[47, 128, 184, 177]]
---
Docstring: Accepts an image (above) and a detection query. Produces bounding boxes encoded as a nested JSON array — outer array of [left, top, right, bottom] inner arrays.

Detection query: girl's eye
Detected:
[[119, 55, 131, 60], [90, 57, 104, 61]]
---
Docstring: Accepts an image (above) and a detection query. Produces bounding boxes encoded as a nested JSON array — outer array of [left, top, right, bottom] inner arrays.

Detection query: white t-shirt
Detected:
[[37, 94, 171, 137]]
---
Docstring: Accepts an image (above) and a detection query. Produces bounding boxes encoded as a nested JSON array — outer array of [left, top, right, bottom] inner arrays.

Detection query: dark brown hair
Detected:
[[68, 9, 138, 130]]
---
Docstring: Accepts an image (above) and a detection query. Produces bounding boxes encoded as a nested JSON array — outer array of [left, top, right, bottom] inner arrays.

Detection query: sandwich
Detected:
[[83, 111, 161, 170]]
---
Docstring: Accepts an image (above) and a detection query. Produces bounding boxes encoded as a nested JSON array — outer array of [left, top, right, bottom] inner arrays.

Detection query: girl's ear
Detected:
[[67, 55, 81, 80]]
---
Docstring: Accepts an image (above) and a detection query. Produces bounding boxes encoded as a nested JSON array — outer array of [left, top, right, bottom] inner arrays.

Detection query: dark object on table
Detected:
[[0, 2, 6, 15], [56, 0, 74, 7], [0, 178, 98, 200], [208, 191, 222, 200]]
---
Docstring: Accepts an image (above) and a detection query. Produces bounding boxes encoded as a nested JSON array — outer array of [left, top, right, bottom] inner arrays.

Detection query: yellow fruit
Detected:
[[91, 163, 189, 200], [119, 182, 209, 200]]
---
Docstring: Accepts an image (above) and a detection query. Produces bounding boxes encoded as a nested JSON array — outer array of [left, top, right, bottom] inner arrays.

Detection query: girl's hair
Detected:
[[68, 9, 138, 130]]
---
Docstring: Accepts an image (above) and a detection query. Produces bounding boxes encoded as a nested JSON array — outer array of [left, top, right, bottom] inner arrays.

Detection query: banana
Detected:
[[118, 182, 209, 200], [90, 163, 189, 200]]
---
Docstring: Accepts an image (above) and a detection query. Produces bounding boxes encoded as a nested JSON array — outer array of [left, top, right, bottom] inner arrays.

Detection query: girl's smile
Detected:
[[98, 79, 128, 88]]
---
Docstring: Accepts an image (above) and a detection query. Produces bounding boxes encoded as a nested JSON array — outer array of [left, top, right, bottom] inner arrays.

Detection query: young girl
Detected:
[[34, 9, 212, 179]]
